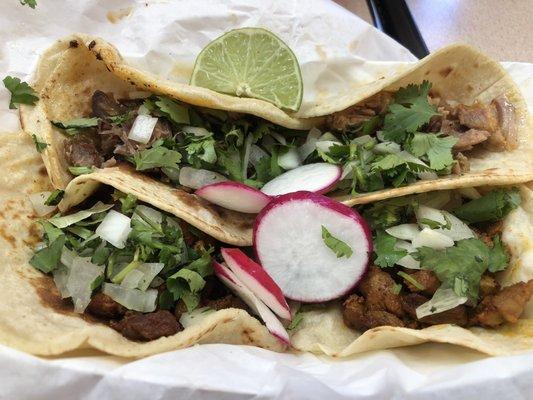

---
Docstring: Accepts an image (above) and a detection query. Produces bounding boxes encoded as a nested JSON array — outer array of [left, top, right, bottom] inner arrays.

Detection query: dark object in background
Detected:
[[366, 0, 429, 58]]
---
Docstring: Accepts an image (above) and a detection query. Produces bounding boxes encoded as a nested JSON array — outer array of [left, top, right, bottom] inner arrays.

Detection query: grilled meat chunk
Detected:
[[420, 305, 468, 326], [359, 265, 404, 317], [342, 294, 405, 331], [457, 103, 499, 132], [206, 294, 248, 312], [87, 293, 126, 319], [402, 270, 440, 296], [452, 129, 491, 152], [92, 90, 126, 118], [470, 280, 533, 327], [479, 275, 501, 297], [111, 310, 182, 341], [64, 135, 103, 167]]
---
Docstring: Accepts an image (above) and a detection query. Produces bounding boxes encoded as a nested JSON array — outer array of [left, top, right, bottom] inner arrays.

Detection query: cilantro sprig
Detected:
[[3, 76, 38, 109], [321, 225, 353, 259]]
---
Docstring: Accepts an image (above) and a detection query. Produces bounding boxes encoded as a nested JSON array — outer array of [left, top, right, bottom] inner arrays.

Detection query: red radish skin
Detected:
[[221, 248, 291, 320], [253, 191, 372, 303], [196, 181, 272, 214], [213, 261, 290, 345], [260, 163, 342, 196]]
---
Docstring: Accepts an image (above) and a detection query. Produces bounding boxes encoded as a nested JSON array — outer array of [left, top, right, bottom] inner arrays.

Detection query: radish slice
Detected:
[[213, 261, 290, 344], [253, 191, 372, 302], [196, 181, 272, 213], [260, 163, 341, 196], [221, 248, 291, 320], [179, 167, 227, 189]]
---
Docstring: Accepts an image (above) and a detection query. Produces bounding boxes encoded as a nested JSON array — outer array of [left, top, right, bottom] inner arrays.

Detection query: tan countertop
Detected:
[[335, 0, 533, 62]]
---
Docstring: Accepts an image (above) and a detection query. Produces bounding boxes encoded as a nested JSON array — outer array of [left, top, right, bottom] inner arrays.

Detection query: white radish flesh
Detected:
[[253, 191, 372, 302], [221, 248, 291, 320], [260, 163, 341, 196], [179, 167, 227, 189], [196, 181, 271, 213], [213, 261, 290, 344], [412, 227, 454, 250]]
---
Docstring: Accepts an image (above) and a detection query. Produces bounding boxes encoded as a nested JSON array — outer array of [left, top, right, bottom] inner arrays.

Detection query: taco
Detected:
[[1, 131, 531, 357], [20, 35, 533, 228]]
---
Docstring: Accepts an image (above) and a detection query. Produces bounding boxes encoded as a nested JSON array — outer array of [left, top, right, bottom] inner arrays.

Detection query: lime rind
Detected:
[[190, 28, 303, 111]]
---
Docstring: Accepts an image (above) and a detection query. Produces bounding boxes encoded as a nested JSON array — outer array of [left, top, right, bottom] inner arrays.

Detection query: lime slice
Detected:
[[190, 28, 303, 111]]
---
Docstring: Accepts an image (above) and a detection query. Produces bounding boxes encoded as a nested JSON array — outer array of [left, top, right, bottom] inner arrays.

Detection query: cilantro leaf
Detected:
[[416, 238, 492, 301], [374, 230, 407, 268], [184, 135, 217, 165], [44, 189, 64, 206], [167, 268, 205, 311], [29, 235, 66, 273], [3, 76, 38, 109], [217, 147, 243, 181], [394, 81, 432, 105], [287, 312, 304, 331], [108, 112, 133, 126], [132, 142, 182, 171], [68, 166, 95, 176], [152, 96, 190, 125], [31, 134, 48, 153], [321, 226, 353, 258], [51, 117, 99, 132], [488, 235, 508, 273], [362, 197, 413, 230], [119, 193, 137, 214], [407, 133, 457, 170], [454, 188, 521, 223], [20, 0, 37, 8], [185, 251, 213, 277]]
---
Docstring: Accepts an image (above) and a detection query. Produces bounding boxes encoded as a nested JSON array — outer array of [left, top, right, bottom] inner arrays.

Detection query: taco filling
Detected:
[[29, 188, 249, 341], [56, 81, 516, 199], [30, 185, 532, 343]]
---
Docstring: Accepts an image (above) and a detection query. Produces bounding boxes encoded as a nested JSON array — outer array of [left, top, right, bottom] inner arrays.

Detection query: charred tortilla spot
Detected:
[[439, 66, 453, 78], [69, 40, 79, 48], [467, 84, 474, 92], [38, 166, 47, 176], [95, 52, 103, 61], [88, 40, 96, 50]]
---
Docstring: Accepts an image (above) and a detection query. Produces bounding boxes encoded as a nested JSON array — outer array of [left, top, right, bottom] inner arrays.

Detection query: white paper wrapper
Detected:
[[0, 0, 532, 398]]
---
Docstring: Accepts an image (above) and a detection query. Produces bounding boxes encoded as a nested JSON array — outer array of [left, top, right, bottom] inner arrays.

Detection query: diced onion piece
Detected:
[[53, 266, 70, 299], [458, 187, 482, 200], [132, 204, 163, 225], [412, 227, 454, 250], [374, 141, 401, 154], [386, 224, 420, 241], [394, 240, 420, 269], [417, 171, 438, 180], [249, 145, 268, 167], [350, 135, 373, 146], [102, 283, 157, 312], [95, 210, 132, 249], [121, 269, 145, 289], [182, 126, 211, 137], [416, 287, 468, 319], [416, 205, 475, 241], [128, 115, 158, 144], [242, 133, 254, 179], [278, 148, 301, 170], [137, 262, 165, 291], [67, 257, 104, 313], [179, 307, 215, 328], [178, 167, 227, 189], [137, 104, 150, 115], [297, 127, 322, 160], [28, 192, 56, 216], [49, 202, 113, 228], [315, 140, 340, 152], [60, 246, 76, 268]]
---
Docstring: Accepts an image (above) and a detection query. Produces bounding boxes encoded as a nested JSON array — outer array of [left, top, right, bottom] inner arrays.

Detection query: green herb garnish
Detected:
[[321, 225, 353, 259], [3, 76, 38, 109], [31, 134, 48, 153], [44, 189, 64, 206]]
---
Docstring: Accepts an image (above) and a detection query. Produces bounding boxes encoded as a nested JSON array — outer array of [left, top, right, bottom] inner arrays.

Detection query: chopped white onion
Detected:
[[95, 210, 132, 249], [102, 283, 158, 312], [374, 141, 401, 154], [28, 192, 56, 217], [458, 187, 482, 200], [60, 246, 76, 268], [350, 135, 373, 146], [412, 227, 455, 250], [416, 205, 475, 241], [386, 224, 420, 241], [179, 167, 227, 189], [53, 266, 71, 299], [121, 269, 145, 289], [182, 126, 211, 137], [132, 205, 163, 225], [179, 307, 215, 328], [249, 145, 269, 167], [128, 115, 158, 144], [416, 287, 468, 319], [297, 127, 322, 160], [67, 257, 104, 313], [49, 202, 113, 228], [137, 262, 165, 291], [417, 171, 439, 180], [278, 147, 301, 170], [394, 240, 420, 269], [242, 133, 254, 179]]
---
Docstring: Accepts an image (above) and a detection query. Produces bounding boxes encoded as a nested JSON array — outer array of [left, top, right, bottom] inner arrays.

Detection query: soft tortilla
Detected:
[[21, 36, 533, 231], [0, 131, 283, 357]]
